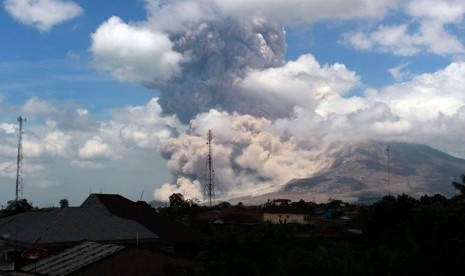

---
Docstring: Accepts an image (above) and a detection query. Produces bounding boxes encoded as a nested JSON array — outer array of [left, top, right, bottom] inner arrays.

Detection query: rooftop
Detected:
[[0, 207, 157, 248], [82, 194, 204, 244]]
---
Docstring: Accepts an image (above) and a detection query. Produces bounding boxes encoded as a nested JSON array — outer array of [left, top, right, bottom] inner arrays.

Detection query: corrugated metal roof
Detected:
[[21, 241, 124, 276], [0, 207, 158, 246]]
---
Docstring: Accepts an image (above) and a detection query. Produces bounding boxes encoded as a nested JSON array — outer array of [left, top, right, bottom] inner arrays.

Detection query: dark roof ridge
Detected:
[[83, 193, 203, 243]]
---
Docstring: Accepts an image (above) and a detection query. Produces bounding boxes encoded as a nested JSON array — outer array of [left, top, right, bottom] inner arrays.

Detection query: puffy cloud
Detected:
[[21, 97, 56, 116], [90, 16, 183, 83], [374, 62, 465, 121], [0, 123, 16, 134], [111, 98, 184, 149], [144, 0, 217, 32], [144, 0, 395, 32], [19, 97, 99, 132], [417, 20, 464, 55], [24, 130, 72, 158], [70, 160, 105, 170], [4, 0, 83, 31], [343, 25, 421, 56], [91, 5, 286, 122], [154, 177, 203, 201], [343, 0, 465, 56], [212, 0, 396, 24], [388, 63, 411, 82], [406, 0, 465, 23], [237, 54, 360, 117], [78, 136, 114, 159]]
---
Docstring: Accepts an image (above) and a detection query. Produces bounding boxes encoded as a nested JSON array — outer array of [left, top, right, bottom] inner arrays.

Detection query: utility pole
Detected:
[[204, 129, 215, 207], [15, 116, 26, 201]]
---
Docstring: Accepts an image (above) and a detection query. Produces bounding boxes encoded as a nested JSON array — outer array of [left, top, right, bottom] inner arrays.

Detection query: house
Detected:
[[20, 241, 125, 275], [18, 241, 202, 276], [271, 199, 292, 206], [0, 194, 203, 273], [80, 194, 204, 251], [0, 205, 158, 249], [262, 205, 313, 224], [0, 239, 15, 272]]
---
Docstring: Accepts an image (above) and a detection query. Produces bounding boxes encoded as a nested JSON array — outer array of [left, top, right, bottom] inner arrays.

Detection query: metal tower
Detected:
[[15, 116, 26, 201], [386, 145, 390, 196], [204, 129, 215, 207]]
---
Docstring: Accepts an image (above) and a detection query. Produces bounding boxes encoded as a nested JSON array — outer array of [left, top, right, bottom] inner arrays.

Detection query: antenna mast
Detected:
[[386, 145, 390, 196], [15, 116, 26, 201], [204, 129, 215, 207]]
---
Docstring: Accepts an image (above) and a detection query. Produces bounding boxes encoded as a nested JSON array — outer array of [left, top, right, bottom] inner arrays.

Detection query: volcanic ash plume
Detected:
[[89, 1, 465, 202], [154, 110, 334, 201], [154, 16, 287, 122], [142, 10, 360, 201]]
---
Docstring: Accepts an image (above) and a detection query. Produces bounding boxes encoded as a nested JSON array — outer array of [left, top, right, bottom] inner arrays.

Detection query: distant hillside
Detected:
[[235, 141, 465, 204]]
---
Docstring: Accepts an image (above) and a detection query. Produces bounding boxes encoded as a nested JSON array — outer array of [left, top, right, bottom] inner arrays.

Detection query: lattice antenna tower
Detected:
[[15, 116, 26, 201], [386, 145, 390, 196], [204, 129, 215, 207]]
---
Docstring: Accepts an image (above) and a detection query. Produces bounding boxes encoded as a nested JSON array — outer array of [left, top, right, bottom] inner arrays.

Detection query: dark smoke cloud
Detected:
[[150, 17, 286, 122]]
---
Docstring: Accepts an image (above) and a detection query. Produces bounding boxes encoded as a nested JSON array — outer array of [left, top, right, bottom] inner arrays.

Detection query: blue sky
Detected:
[[1, 0, 465, 206], [0, 0, 155, 115]]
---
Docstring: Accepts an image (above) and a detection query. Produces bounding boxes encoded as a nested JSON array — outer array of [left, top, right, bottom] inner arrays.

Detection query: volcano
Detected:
[[234, 141, 465, 204]]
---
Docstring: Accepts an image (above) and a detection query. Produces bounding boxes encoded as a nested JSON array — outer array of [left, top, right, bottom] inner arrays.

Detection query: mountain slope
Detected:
[[273, 141, 465, 203]]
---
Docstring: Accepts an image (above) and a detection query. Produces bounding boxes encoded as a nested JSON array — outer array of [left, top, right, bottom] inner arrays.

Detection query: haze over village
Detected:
[[1, 0, 465, 207]]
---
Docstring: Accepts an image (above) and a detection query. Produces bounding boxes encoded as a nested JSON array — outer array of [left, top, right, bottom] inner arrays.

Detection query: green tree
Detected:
[[169, 193, 186, 209], [3, 198, 33, 216], [59, 198, 69, 208], [217, 201, 231, 209]]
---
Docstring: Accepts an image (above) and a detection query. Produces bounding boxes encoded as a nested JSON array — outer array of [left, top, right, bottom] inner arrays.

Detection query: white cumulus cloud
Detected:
[[238, 54, 360, 115], [78, 136, 114, 159], [90, 16, 183, 83], [343, 0, 465, 56], [111, 98, 184, 149], [4, 0, 83, 31], [212, 0, 396, 25]]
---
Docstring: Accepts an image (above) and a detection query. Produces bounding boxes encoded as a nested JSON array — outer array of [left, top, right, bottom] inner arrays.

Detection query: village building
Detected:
[[0, 194, 203, 275]]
